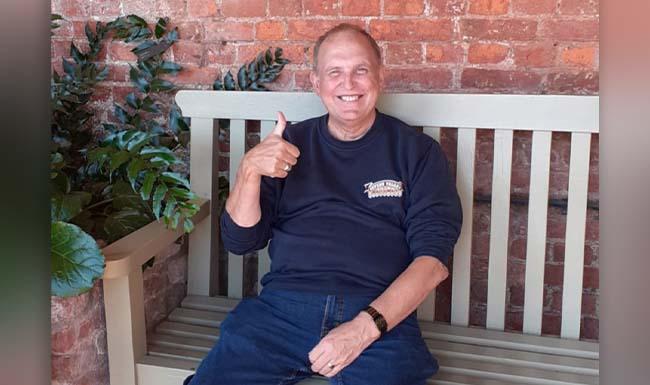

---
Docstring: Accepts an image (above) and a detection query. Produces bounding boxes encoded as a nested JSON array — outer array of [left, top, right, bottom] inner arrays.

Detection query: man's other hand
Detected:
[[308, 312, 381, 378], [241, 111, 300, 179]]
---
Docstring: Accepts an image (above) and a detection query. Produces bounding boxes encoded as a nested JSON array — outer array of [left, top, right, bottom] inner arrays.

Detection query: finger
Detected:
[[284, 142, 301, 158], [272, 111, 287, 136], [311, 352, 334, 373]]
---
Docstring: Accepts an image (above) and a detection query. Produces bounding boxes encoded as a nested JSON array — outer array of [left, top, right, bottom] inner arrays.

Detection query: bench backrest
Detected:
[[176, 91, 599, 340]]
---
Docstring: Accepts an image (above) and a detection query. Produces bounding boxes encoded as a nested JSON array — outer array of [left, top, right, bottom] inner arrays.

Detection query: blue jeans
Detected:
[[184, 288, 438, 385]]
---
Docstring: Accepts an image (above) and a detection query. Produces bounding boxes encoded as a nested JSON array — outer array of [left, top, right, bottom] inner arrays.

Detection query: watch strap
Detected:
[[363, 305, 387, 335]]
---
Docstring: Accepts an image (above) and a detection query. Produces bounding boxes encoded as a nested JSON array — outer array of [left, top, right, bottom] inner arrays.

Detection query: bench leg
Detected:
[[103, 269, 147, 385]]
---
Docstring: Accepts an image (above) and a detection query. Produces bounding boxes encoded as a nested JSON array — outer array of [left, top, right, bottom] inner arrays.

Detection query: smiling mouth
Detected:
[[337, 95, 362, 102]]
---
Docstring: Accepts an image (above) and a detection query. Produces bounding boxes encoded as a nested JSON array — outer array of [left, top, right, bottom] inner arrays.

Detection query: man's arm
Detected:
[[308, 256, 449, 377]]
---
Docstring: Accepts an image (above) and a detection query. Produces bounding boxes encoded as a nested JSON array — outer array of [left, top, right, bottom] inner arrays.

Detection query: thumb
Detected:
[[272, 111, 287, 136]]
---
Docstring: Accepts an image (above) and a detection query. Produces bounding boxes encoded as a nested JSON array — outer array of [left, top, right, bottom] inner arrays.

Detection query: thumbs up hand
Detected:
[[241, 111, 301, 179]]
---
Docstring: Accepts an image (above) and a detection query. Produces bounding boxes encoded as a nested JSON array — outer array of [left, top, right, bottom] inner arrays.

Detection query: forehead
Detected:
[[316, 31, 380, 68]]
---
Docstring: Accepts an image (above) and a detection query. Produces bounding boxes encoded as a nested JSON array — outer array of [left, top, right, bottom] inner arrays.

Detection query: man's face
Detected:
[[310, 31, 384, 133]]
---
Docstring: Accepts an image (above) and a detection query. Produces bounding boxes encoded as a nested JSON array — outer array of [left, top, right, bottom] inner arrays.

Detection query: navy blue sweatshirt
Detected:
[[221, 111, 462, 296]]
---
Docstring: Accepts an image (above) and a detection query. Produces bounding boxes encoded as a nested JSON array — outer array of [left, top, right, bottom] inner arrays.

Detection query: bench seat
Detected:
[[137, 295, 599, 385]]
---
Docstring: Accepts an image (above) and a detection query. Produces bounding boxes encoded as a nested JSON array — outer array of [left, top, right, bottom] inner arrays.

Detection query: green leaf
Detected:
[[103, 208, 152, 243], [125, 92, 140, 109], [224, 71, 236, 90], [139, 146, 177, 163], [70, 42, 85, 63], [149, 79, 175, 92], [109, 150, 131, 173], [160, 172, 190, 189], [169, 187, 196, 201], [152, 184, 168, 219], [170, 211, 181, 229], [126, 158, 146, 189], [51, 191, 92, 222], [212, 78, 224, 90], [51, 221, 105, 297], [159, 61, 181, 75], [155, 18, 168, 39], [114, 104, 129, 124], [183, 217, 194, 233], [140, 171, 156, 200], [237, 65, 249, 90]]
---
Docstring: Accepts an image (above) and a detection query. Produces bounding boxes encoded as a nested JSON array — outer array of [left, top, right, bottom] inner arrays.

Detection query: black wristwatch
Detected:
[[363, 305, 388, 335]]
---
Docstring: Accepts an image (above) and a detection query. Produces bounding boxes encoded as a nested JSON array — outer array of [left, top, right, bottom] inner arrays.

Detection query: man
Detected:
[[185, 24, 462, 385]]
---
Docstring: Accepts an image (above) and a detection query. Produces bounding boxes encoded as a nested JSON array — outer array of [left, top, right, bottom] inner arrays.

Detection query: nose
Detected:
[[342, 72, 354, 89]]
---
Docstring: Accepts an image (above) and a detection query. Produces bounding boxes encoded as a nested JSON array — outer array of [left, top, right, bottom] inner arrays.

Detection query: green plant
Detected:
[[213, 47, 290, 91], [50, 15, 197, 297]]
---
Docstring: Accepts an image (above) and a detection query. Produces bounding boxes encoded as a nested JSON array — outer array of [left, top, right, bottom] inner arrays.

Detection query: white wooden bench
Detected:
[[102, 91, 599, 385]]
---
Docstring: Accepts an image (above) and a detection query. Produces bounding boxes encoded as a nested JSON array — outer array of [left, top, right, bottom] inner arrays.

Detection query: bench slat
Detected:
[[561, 133, 593, 339], [257, 120, 275, 295], [188, 118, 216, 296], [451, 128, 476, 326], [418, 126, 442, 322], [487, 129, 514, 330], [227, 119, 246, 299], [524, 131, 553, 335]]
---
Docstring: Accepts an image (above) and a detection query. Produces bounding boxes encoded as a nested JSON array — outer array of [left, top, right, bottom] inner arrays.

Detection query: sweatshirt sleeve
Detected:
[[404, 139, 463, 266], [220, 175, 283, 255]]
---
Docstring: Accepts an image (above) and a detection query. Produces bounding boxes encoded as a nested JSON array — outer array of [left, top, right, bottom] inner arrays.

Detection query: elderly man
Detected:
[[185, 23, 462, 385]]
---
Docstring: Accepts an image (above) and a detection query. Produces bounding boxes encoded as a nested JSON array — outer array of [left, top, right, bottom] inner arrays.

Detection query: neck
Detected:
[[327, 111, 377, 141]]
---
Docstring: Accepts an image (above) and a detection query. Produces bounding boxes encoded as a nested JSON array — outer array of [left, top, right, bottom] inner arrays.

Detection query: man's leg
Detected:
[[185, 295, 317, 385]]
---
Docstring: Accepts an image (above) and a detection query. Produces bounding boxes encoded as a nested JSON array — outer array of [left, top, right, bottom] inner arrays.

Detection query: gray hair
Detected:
[[312, 23, 382, 70]]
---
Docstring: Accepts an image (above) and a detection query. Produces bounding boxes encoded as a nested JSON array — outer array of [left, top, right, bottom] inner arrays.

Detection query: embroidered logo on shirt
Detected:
[[363, 180, 404, 199]]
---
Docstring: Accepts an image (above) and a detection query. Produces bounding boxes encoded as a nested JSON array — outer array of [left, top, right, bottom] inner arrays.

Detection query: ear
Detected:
[[310, 71, 321, 95], [378, 65, 385, 93]]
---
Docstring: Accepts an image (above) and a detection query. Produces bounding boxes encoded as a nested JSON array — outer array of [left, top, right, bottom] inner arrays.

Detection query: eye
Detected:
[[356, 67, 369, 75], [327, 69, 340, 77]]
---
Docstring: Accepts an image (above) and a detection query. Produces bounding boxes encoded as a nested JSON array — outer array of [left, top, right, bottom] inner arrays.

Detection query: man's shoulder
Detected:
[[379, 112, 435, 147], [283, 114, 323, 142]]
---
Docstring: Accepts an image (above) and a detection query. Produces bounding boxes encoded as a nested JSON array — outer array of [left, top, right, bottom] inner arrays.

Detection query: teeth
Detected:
[[339, 95, 360, 102]]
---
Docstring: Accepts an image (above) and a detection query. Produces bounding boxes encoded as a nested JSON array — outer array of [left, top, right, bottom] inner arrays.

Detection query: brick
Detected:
[[205, 22, 255, 41], [513, 42, 555, 68], [108, 42, 137, 62], [221, 0, 267, 17], [385, 43, 423, 65], [187, 0, 218, 17], [172, 41, 203, 66], [540, 20, 599, 41], [583, 266, 599, 289], [288, 20, 364, 40], [269, 0, 301, 16], [89, 86, 112, 105], [468, 43, 509, 64], [90, 0, 121, 18], [544, 71, 599, 94], [104, 64, 130, 82], [294, 69, 313, 90], [165, 65, 220, 85], [204, 43, 237, 65], [303, 0, 340, 16], [559, 0, 599, 15], [461, 69, 542, 92], [542, 313, 561, 336], [581, 317, 598, 340], [112, 86, 137, 104], [122, 0, 154, 17], [469, 0, 510, 15], [384, 0, 425, 15], [511, 0, 556, 15], [544, 263, 564, 286], [174, 22, 204, 42], [509, 284, 525, 307], [56, 0, 91, 18], [469, 304, 487, 327], [425, 43, 464, 63], [545, 288, 562, 312], [384, 68, 452, 91], [256, 21, 285, 41], [429, 0, 467, 15], [342, 0, 380, 16], [156, 0, 188, 19], [505, 311, 523, 332], [581, 292, 598, 317], [561, 46, 596, 68], [52, 325, 78, 354], [370, 19, 453, 41], [462, 19, 538, 40]]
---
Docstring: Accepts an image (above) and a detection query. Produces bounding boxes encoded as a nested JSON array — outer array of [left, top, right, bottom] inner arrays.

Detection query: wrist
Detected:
[[354, 311, 381, 341], [238, 158, 262, 183]]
